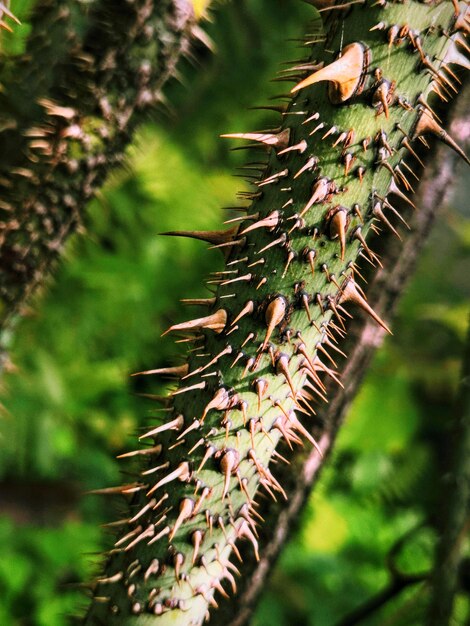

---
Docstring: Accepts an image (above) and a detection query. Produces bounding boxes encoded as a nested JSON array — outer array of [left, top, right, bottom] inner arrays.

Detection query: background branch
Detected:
[[0, 0, 199, 336], [426, 318, 470, 624]]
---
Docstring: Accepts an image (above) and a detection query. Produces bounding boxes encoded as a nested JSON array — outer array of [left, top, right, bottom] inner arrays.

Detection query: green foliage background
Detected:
[[0, 1, 469, 624]]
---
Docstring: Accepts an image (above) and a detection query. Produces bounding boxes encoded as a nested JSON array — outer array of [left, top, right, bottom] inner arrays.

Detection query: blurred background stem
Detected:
[[426, 314, 470, 626]]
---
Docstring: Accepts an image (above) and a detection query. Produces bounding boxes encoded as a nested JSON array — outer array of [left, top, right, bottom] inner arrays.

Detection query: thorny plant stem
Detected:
[[216, 89, 470, 626]]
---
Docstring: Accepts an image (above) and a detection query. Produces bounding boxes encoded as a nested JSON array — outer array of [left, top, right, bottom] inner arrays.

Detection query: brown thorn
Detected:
[[169, 499, 195, 541], [161, 227, 238, 246], [412, 109, 470, 166], [171, 381, 206, 397], [300, 178, 330, 216], [339, 279, 392, 334], [146, 462, 190, 496], [261, 297, 287, 351], [139, 415, 184, 440], [163, 310, 227, 336], [240, 211, 279, 235], [291, 42, 368, 104]]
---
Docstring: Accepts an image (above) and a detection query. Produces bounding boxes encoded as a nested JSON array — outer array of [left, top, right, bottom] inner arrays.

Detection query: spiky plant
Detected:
[[77, 0, 467, 624], [0, 0, 204, 337]]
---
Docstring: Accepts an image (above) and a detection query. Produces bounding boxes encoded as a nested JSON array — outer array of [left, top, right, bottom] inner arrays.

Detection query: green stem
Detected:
[[83, 2, 469, 624], [215, 83, 470, 626]]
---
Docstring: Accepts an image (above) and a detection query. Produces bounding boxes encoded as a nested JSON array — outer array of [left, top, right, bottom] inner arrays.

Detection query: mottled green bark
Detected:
[[0, 0, 197, 330], [216, 90, 470, 626], [83, 1, 469, 625]]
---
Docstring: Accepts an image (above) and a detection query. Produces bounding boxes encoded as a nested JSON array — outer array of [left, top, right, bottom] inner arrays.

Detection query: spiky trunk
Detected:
[[0, 0, 197, 333], [84, 1, 469, 624], [216, 88, 470, 626]]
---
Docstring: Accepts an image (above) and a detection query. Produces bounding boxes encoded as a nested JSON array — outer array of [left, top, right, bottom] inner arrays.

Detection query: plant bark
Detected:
[[215, 86, 470, 626]]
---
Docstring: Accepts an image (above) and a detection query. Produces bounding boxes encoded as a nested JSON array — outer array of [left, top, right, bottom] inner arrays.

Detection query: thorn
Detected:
[[171, 381, 206, 397], [115, 525, 143, 548], [300, 178, 330, 216], [219, 449, 240, 499], [183, 346, 233, 379], [282, 249, 296, 278], [372, 201, 401, 239], [163, 309, 227, 335], [339, 279, 392, 334], [161, 227, 238, 247], [287, 411, 323, 456], [231, 351, 245, 368], [0, 3, 20, 25], [236, 521, 260, 561], [303, 111, 319, 124], [146, 462, 191, 496], [261, 296, 288, 351], [117, 444, 162, 459], [304, 248, 316, 276], [309, 122, 325, 135], [272, 417, 296, 449], [176, 419, 201, 440], [147, 526, 171, 546], [191, 530, 204, 564], [257, 169, 289, 187], [131, 364, 188, 378], [343, 152, 355, 175], [253, 378, 269, 411], [144, 559, 160, 583], [202, 387, 233, 421], [412, 109, 470, 166], [193, 486, 211, 515], [313, 356, 344, 388], [125, 525, 157, 551], [372, 80, 394, 118], [394, 164, 415, 192], [212, 579, 230, 599], [220, 273, 252, 286], [328, 207, 348, 260], [242, 335, 255, 349], [221, 129, 291, 151], [401, 159, 419, 182], [230, 301, 254, 329], [381, 198, 410, 229], [276, 353, 297, 397], [352, 227, 383, 268], [256, 233, 286, 255], [291, 42, 368, 103], [169, 499, 195, 540], [38, 98, 74, 119], [248, 450, 287, 499], [181, 297, 217, 307], [128, 499, 157, 523], [416, 95, 442, 123], [401, 137, 425, 167], [139, 414, 184, 439], [278, 139, 308, 155], [387, 178, 417, 210], [88, 483, 143, 496], [173, 553, 185, 582], [240, 211, 280, 235], [322, 125, 338, 140]]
